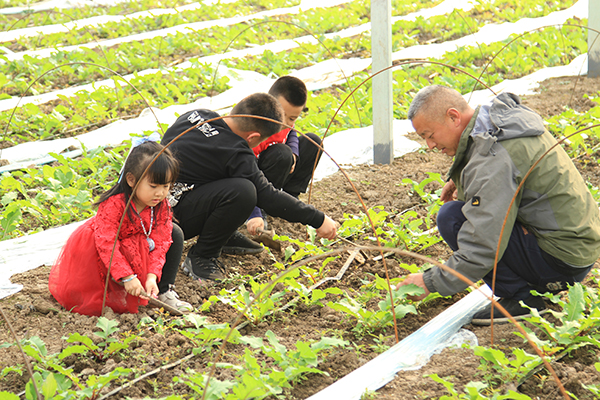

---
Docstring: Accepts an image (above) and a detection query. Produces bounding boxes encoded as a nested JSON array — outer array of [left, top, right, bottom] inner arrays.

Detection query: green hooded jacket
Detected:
[[423, 92, 600, 296]]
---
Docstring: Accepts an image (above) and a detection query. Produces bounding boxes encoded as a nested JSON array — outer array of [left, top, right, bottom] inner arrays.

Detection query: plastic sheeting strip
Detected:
[[0, 219, 86, 299], [307, 286, 493, 399]]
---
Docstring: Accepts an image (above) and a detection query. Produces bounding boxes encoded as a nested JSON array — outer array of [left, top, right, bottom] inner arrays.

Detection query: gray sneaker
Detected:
[[157, 288, 193, 312]]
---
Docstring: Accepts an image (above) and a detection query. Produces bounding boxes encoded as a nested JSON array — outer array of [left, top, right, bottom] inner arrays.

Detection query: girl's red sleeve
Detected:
[[93, 197, 134, 281], [146, 200, 173, 279]]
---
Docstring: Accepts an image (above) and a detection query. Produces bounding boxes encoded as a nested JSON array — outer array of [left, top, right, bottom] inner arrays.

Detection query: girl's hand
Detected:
[[145, 273, 159, 299], [124, 278, 144, 297]]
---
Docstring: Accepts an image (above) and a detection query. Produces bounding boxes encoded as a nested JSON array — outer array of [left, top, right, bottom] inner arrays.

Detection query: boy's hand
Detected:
[[246, 217, 265, 236], [124, 277, 144, 297], [144, 273, 159, 299], [316, 215, 338, 240], [289, 154, 297, 174]]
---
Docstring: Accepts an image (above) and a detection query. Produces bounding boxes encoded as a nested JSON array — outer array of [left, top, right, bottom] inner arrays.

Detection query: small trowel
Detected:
[[252, 227, 282, 252]]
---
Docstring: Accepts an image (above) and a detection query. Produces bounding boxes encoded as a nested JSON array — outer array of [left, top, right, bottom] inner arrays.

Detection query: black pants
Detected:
[[257, 132, 322, 197], [172, 178, 256, 259], [158, 223, 184, 294], [437, 201, 592, 300]]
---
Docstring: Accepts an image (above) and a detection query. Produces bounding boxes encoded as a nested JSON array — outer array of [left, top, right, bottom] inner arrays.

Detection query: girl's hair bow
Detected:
[[118, 132, 162, 183], [131, 131, 161, 148]]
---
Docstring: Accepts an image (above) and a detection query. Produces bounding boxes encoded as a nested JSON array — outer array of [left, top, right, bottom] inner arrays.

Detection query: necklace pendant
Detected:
[[147, 237, 155, 252]]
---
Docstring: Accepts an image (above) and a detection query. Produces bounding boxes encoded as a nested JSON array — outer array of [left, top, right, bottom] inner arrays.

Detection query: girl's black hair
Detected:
[[96, 140, 179, 219]]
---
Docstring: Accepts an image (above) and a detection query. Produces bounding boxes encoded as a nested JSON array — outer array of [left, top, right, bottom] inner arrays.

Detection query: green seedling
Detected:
[[65, 317, 138, 362], [175, 313, 242, 354], [401, 172, 445, 220], [212, 278, 287, 324], [515, 284, 600, 355], [427, 373, 533, 399], [327, 280, 421, 337], [582, 361, 600, 395], [474, 346, 540, 386]]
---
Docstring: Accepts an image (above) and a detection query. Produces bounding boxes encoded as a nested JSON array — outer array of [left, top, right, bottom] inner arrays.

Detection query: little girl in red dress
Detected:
[[49, 137, 192, 316]]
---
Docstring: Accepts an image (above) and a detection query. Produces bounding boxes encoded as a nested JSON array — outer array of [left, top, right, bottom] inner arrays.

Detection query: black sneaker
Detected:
[[182, 254, 226, 281], [471, 295, 548, 326], [222, 231, 264, 255]]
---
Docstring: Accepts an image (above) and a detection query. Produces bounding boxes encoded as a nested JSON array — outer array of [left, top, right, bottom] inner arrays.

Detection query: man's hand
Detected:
[[396, 273, 430, 301], [316, 215, 338, 240], [289, 154, 297, 174], [440, 179, 457, 203], [246, 217, 265, 236]]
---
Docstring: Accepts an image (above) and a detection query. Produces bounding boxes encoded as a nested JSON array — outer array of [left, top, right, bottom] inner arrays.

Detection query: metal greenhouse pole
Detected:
[[590, 0, 600, 77], [371, 0, 394, 164]]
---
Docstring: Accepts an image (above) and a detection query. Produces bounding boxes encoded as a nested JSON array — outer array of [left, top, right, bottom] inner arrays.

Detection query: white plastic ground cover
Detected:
[[0, 67, 274, 172], [307, 285, 493, 400], [0, 1, 585, 168], [0, 0, 475, 113], [0, 0, 354, 62], [0, 219, 87, 299], [391, 0, 587, 60], [312, 120, 421, 181]]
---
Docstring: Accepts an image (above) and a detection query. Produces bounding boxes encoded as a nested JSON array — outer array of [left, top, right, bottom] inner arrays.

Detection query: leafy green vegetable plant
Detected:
[[327, 278, 422, 337], [64, 317, 139, 362], [427, 373, 534, 399]]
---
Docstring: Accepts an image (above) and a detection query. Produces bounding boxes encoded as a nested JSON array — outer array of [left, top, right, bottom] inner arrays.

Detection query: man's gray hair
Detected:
[[407, 85, 467, 121]]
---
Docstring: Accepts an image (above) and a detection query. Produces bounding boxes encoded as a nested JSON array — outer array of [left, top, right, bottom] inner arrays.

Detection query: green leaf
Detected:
[[58, 345, 89, 359], [239, 336, 264, 349], [95, 317, 119, 340], [66, 332, 96, 349], [41, 372, 57, 398], [0, 391, 20, 400], [565, 283, 585, 322], [311, 336, 349, 350]]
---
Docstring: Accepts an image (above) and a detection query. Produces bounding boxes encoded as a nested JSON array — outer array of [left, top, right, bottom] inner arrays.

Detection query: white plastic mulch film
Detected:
[[308, 287, 493, 400]]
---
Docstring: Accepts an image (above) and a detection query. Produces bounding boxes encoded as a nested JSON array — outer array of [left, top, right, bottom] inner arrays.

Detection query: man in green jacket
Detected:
[[397, 85, 600, 325]]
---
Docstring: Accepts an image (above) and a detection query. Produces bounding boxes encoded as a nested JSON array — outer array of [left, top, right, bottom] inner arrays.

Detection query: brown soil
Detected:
[[1, 76, 600, 399]]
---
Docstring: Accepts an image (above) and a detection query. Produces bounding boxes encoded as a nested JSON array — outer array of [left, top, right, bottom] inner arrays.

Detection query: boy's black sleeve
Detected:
[[227, 150, 325, 229]]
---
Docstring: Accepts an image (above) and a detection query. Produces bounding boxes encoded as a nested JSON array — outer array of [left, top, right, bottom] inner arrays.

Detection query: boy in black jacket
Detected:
[[161, 93, 338, 281]]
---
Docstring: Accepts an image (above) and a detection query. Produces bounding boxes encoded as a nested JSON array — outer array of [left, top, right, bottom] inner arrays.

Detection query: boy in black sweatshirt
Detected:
[[161, 93, 337, 281]]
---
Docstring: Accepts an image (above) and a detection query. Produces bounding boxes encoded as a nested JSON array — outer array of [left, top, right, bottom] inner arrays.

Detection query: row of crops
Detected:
[[3, 0, 600, 399], [0, 0, 592, 240]]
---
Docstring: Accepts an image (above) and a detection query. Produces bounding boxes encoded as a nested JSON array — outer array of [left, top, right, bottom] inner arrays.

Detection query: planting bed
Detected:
[[1, 76, 600, 399]]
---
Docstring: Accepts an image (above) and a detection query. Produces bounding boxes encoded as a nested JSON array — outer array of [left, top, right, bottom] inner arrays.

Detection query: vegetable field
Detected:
[[2, 0, 600, 399]]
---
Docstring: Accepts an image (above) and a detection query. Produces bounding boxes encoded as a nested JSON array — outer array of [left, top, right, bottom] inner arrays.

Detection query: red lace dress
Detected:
[[49, 194, 173, 316]]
